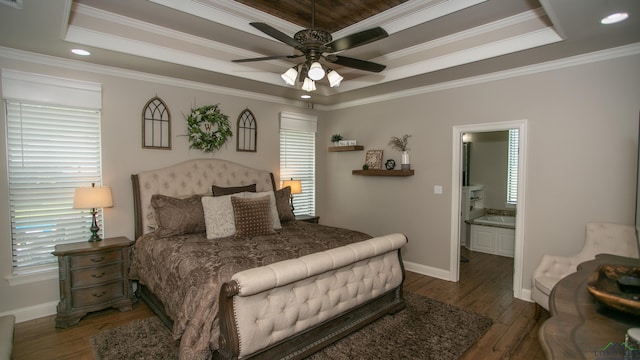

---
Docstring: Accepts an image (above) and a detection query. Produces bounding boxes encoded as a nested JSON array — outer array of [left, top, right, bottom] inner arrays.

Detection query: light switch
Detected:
[[434, 185, 443, 194]]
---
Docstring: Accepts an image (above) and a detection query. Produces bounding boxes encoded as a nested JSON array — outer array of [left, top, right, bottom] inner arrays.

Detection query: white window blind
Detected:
[[3, 70, 103, 274], [507, 129, 519, 205], [280, 112, 316, 216]]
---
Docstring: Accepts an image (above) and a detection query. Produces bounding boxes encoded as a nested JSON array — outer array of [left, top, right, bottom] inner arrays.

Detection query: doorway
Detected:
[[450, 120, 528, 300]]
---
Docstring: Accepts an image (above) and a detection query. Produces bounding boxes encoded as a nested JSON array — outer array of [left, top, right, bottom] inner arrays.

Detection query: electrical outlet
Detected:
[[434, 185, 443, 194]]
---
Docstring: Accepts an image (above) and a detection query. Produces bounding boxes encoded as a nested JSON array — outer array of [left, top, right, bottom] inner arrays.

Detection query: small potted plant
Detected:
[[331, 134, 343, 146], [388, 134, 412, 170]]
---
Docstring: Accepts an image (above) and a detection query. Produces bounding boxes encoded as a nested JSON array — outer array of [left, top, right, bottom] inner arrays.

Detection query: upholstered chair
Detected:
[[531, 222, 639, 318]]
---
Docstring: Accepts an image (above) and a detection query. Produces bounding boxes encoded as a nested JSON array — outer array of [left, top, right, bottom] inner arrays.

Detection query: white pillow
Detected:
[[241, 191, 282, 229], [202, 195, 236, 239]]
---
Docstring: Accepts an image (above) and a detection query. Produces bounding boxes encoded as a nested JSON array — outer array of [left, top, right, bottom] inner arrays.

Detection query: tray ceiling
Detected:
[[0, 0, 638, 106]]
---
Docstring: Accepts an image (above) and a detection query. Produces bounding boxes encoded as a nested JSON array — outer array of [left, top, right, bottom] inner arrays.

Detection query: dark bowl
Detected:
[[617, 275, 640, 293]]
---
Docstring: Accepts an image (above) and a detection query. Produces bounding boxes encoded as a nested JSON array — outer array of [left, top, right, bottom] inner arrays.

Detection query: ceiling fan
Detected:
[[232, 0, 388, 90]]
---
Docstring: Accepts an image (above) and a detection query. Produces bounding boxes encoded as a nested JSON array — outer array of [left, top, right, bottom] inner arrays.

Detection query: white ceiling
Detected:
[[0, 0, 639, 106]]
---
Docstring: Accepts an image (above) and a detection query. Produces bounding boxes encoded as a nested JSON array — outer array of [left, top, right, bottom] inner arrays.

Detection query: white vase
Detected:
[[401, 151, 411, 170]]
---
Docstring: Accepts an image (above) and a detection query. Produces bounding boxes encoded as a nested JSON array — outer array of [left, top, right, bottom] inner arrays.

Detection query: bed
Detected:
[[129, 158, 407, 360]]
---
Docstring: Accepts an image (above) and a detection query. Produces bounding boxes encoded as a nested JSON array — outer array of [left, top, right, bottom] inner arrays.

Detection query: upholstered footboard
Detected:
[[218, 233, 407, 360]]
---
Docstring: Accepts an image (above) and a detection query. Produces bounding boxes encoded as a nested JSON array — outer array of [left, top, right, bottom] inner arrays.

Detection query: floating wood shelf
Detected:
[[352, 169, 415, 177], [328, 146, 364, 152]]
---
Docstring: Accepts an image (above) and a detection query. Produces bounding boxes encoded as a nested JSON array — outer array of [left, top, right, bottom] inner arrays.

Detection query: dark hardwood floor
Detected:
[[13, 247, 549, 359]]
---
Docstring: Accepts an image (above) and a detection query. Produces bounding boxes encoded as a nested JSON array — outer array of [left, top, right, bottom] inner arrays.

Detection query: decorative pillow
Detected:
[[242, 191, 282, 229], [212, 184, 256, 196], [231, 196, 275, 238], [151, 194, 205, 238], [275, 186, 295, 222], [202, 195, 236, 239]]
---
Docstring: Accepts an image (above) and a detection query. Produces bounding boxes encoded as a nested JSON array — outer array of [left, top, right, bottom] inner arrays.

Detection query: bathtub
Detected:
[[469, 215, 515, 257], [473, 215, 515, 227]]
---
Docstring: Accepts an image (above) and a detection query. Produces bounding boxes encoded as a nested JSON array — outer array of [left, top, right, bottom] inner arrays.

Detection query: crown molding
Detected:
[[337, 27, 562, 92], [335, 0, 486, 37], [149, 0, 485, 40], [68, 4, 560, 95], [0, 46, 306, 108], [2, 43, 638, 112], [326, 42, 640, 110]]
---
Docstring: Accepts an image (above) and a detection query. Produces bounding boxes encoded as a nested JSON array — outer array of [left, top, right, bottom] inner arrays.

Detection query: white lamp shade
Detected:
[[282, 179, 302, 194], [307, 61, 325, 81], [281, 67, 298, 85], [73, 186, 113, 208], [327, 69, 343, 87], [301, 77, 316, 92]]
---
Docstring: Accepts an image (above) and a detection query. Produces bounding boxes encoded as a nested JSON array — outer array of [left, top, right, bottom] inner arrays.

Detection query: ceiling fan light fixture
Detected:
[[302, 78, 316, 92], [307, 61, 325, 81], [327, 69, 343, 87], [281, 67, 298, 85]]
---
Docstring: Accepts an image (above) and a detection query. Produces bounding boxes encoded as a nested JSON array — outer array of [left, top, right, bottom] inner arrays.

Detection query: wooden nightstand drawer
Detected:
[[70, 249, 122, 268], [71, 281, 124, 308], [71, 263, 122, 287]]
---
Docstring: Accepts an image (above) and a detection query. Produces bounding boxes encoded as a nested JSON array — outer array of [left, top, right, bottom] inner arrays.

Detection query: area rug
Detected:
[[91, 292, 492, 360]]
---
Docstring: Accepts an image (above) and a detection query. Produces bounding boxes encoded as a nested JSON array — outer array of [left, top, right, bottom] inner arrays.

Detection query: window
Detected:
[[506, 128, 519, 205], [279, 112, 317, 216], [3, 70, 102, 274]]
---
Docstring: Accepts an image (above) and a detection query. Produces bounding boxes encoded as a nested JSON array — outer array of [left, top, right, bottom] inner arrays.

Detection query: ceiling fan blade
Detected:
[[232, 54, 303, 63], [250, 22, 300, 48], [326, 27, 389, 52], [332, 55, 386, 72]]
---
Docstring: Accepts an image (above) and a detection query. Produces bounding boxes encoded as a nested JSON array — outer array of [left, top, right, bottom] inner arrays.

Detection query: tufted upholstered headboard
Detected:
[[131, 158, 276, 239]]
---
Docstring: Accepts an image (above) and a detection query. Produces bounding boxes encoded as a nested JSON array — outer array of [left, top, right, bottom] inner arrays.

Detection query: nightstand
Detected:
[[53, 236, 134, 328], [295, 214, 320, 224]]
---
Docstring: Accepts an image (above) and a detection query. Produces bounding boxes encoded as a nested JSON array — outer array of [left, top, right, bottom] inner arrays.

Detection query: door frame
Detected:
[[449, 120, 528, 300]]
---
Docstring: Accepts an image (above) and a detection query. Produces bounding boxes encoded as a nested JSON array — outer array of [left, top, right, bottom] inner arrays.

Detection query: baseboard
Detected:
[[0, 301, 58, 323], [520, 288, 533, 302], [403, 261, 450, 281]]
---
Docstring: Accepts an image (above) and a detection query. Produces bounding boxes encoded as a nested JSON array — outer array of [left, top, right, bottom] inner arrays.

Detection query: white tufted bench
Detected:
[[218, 233, 407, 359]]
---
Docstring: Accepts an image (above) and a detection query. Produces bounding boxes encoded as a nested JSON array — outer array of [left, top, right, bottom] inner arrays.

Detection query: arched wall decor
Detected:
[[142, 96, 171, 149], [237, 108, 257, 152]]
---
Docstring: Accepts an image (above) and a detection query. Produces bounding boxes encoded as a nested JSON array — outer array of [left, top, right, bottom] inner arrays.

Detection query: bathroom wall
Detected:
[[468, 131, 510, 211]]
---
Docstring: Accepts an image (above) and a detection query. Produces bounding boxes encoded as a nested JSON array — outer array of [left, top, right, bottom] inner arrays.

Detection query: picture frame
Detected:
[[339, 139, 357, 146], [365, 150, 384, 169]]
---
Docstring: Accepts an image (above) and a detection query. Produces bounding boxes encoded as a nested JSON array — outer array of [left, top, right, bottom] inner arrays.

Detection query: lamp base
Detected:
[[88, 208, 102, 242], [87, 233, 102, 242]]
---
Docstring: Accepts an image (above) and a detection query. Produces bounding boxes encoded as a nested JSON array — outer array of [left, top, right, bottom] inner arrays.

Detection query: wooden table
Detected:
[[539, 254, 640, 359]]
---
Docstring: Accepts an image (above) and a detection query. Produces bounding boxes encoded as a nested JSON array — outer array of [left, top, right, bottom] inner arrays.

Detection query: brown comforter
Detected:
[[129, 221, 371, 360]]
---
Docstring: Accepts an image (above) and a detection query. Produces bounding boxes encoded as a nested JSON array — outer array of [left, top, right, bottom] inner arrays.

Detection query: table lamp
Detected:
[[281, 179, 302, 213], [73, 183, 113, 242]]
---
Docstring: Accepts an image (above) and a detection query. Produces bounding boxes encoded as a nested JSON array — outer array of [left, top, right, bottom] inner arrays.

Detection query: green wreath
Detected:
[[186, 104, 233, 153]]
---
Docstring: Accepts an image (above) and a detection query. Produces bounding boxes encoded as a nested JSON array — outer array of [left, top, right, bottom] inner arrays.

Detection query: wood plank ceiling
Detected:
[[234, 0, 409, 33]]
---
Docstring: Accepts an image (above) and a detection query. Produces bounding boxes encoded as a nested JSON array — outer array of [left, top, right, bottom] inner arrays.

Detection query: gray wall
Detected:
[[320, 53, 640, 290], [0, 54, 319, 318], [1, 48, 639, 319]]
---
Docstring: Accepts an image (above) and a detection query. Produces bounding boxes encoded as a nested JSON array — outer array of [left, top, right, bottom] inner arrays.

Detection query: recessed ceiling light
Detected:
[[71, 49, 91, 56], [301, 95, 311, 99], [601, 12, 629, 25]]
